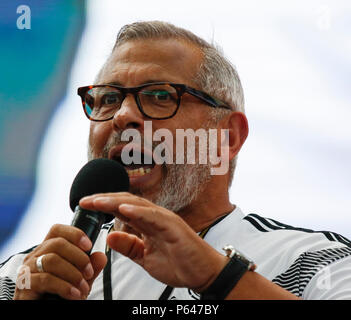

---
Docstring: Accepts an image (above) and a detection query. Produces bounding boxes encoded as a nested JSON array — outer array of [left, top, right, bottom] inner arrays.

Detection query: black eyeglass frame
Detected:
[[77, 82, 232, 121]]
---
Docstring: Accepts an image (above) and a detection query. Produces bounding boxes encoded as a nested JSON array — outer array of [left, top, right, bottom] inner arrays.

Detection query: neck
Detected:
[[177, 177, 235, 233], [113, 175, 235, 234]]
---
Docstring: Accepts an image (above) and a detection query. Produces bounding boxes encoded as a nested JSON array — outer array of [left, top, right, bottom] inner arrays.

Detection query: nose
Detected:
[[111, 94, 145, 132]]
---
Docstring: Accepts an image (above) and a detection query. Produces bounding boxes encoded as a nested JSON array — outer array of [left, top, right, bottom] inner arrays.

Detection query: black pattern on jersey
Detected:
[[244, 213, 351, 247], [0, 246, 37, 300], [0, 277, 16, 300], [272, 247, 351, 297]]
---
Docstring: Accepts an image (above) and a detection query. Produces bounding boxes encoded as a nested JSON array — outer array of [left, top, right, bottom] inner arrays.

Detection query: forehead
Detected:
[[97, 38, 203, 87]]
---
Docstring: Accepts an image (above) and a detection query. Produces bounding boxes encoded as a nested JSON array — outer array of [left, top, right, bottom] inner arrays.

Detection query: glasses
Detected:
[[77, 82, 231, 121]]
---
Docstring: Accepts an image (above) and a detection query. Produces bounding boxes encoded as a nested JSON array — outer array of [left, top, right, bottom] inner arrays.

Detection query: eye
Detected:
[[140, 85, 178, 105], [102, 92, 121, 105], [143, 90, 171, 101], [154, 90, 171, 101]]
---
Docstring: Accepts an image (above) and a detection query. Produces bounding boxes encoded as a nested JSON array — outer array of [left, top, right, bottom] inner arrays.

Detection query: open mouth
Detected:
[[110, 147, 156, 178]]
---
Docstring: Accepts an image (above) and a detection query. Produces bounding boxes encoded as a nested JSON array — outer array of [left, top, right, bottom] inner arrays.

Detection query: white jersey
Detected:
[[1, 207, 351, 300]]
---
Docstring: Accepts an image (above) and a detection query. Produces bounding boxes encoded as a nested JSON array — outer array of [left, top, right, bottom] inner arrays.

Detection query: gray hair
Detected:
[[107, 20, 246, 186]]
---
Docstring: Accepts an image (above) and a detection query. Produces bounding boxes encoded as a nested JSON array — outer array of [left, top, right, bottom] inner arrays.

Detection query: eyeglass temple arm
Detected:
[[184, 86, 231, 110]]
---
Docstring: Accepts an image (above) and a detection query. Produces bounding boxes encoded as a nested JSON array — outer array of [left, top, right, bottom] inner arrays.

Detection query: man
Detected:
[[1, 21, 350, 300]]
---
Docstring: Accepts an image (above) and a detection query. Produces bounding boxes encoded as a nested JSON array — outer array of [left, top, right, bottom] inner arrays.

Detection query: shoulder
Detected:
[[206, 209, 351, 299], [0, 246, 36, 300], [242, 213, 351, 248], [208, 209, 351, 252], [240, 213, 351, 298]]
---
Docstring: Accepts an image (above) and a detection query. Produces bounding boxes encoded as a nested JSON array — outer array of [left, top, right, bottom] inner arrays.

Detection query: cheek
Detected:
[[89, 122, 111, 157]]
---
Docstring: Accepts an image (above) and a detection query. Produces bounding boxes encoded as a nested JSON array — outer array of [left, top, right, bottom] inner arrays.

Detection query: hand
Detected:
[[14, 224, 107, 300], [79, 192, 227, 292]]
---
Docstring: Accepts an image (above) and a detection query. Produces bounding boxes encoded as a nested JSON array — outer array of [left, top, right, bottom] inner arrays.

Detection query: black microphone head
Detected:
[[69, 159, 129, 221]]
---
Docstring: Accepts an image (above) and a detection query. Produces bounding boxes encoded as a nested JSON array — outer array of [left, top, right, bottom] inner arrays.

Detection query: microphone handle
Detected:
[[41, 207, 106, 300]]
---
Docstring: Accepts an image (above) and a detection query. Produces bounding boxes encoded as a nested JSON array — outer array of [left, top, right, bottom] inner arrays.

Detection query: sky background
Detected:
[[1, 0, 350, 261]]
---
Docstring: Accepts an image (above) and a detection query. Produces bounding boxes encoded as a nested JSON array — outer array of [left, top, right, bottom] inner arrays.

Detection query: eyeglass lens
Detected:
[[84, 84, 179, 120]]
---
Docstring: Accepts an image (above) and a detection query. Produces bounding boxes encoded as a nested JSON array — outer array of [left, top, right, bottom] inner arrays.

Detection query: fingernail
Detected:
[[94, 197, 113, 205], [79, 236, 92, 251], [119, 204, 135, 212], [79, 195, 93, 205], [70, 287, 81, 299], [79, 279, 90, 296], [84, 263, 94, 279], [80, 195, 93, 201]]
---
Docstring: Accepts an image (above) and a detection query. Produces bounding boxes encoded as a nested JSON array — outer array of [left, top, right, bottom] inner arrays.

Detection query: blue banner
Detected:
[[0, 0, 85, 251]]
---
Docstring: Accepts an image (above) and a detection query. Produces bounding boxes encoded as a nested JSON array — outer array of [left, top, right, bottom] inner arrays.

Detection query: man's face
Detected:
[[88, 38, 214, 212]]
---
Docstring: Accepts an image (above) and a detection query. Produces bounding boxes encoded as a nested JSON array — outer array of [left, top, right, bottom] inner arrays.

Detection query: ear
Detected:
[[218, 111, 249, 161]]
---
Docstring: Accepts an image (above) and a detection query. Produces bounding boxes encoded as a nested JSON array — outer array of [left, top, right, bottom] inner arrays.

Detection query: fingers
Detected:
[[34, 253, 90, 292], [15, 224, 106, 300], [44, 223, 92, 252], [28, 238, 93, 276], [87, 251, 107, 287], [15, 272, 84, 300], [80, 193, 185, 245], [107, 231, 144, 262], [118, 204, 169, 236], [80, 193, 171, 231], [79, 192, 151, 221]]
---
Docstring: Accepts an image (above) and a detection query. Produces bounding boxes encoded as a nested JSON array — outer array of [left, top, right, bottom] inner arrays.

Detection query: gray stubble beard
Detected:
[[87, 133, 212, 213]]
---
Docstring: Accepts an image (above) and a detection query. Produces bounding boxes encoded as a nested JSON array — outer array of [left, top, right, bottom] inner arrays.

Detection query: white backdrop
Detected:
[[1, 0, 350, 261]]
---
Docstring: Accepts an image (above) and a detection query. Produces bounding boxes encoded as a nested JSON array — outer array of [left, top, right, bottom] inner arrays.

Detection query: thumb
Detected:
[[87, 251, 107, 288], [107, 231, 144, 262]]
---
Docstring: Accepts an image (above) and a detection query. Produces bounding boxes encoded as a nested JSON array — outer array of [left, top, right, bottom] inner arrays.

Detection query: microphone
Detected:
[[69, 158, 129, 252], [42, 158, 129, 299]]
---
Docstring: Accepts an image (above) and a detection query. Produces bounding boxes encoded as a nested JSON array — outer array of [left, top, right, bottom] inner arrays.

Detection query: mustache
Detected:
[[101, 132, 168, 162]]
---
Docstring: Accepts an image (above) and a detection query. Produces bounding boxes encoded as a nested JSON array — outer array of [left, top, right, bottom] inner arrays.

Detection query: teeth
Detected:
[[127, 167, 152, 177]]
